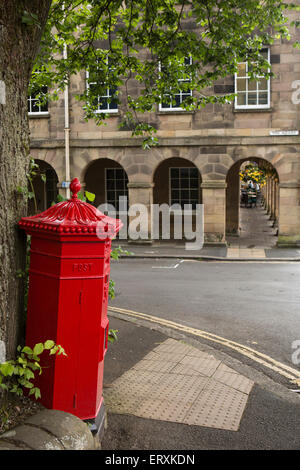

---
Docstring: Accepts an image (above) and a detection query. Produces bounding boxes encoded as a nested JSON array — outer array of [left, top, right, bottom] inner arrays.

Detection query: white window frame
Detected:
[[159, 56, 193, 112], [169, 167, 199, 211], [234, 48, 270, 110], [28, 70, 49, 116], [86, 58, 118, 114]]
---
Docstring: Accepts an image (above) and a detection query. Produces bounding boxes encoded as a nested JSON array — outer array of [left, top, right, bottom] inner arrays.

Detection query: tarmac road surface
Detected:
[[109, 258, 300, 382]]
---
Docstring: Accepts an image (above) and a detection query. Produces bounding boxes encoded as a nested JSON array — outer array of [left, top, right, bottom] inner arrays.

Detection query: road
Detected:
[[109, 258, 300, 381]]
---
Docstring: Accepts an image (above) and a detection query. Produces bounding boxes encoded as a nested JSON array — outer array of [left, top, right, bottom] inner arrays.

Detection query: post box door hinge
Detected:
[[73, 393, 77, 409], [79, 291, 82, 304]]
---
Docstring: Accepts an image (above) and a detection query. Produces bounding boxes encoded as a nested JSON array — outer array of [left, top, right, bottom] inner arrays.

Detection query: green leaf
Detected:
[[24, 369, 35, 380], [22, 346, 33, 355], [108, 329, 118, 343], [27, 361, 42, 372], [56, 345, 67, 356], [30, 387, 41, 400], [85, 191, 95, 202], [21, 380, 34, 389], [56, 194, 66, 202], [0, 362, 15, 377], [44, 340, 55, 350], [22, 10, 41, 29], [33, 343, 44, 356], [17, 367, 25, 376]]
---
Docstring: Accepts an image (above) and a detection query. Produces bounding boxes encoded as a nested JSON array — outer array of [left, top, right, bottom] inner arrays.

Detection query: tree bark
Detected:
[[0, 0, 51, 359]]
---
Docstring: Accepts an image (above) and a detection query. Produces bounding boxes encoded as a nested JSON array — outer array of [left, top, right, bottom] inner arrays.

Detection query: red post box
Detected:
[[18, 178, 122, 429]]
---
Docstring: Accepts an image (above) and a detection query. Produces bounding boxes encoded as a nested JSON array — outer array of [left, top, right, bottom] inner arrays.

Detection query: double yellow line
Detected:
[[108, 305, 300, 384]]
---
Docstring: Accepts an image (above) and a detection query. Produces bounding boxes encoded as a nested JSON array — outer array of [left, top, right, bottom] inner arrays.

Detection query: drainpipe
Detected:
[[64, 43, 71, 200]]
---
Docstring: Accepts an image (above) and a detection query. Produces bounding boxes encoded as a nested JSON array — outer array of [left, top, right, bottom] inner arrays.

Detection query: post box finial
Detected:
[[70, 178, 81, 199]]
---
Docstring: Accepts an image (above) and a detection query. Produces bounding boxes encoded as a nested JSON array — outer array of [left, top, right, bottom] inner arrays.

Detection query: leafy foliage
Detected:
[[108, 329, 119, 343], [0, 341, 66, 400], [16, 158, 41, 213], [239, 164, 267, 185], [29, 0, 293, 147], [109, 245, 132, 301]]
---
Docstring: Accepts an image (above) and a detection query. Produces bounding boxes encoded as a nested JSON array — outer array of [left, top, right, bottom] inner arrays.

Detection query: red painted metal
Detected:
[[19, 178, 122, 420]]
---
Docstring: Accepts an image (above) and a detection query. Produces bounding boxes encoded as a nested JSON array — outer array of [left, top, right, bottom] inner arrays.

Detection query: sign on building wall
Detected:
[[269, 130, 299, 136]]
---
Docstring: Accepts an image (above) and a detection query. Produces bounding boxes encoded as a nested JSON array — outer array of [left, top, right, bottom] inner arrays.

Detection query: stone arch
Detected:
[[151, 147, 200, 182], [153, 156, 202, 207], [225, 156, 280, 240], [152, 157, 202, 240], [194, 153, 232, 182], [76, 148, 126, 183], [30, 159, 59, 214], [83, 157, 129, 210], [230, 146, 285, 181], [30, 148, 64, 182]]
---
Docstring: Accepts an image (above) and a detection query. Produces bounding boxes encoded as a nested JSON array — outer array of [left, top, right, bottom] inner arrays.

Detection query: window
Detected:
[[86, 58, 118, 113], [159, 56, 193, 111], [105, 168, 128, 212], [28, 70, 48, 115], [170, 167, 199, 209], [235, 48, 270, 109]]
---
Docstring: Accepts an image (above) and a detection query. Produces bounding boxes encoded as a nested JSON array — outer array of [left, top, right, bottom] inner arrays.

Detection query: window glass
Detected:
[[87, 58, 118, 113], [28, 72, 48, 114], [235, 48, 270, 109], [170, 167, 199, 209], [160, 57, 193, 111], [105, 168, 128, 211]]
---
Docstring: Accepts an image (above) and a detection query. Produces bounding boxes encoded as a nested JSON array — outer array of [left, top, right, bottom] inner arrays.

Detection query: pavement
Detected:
[[1, 313, 299, 451], [101, 315, 300, 450], [113, 205, 300, 262], [0, 204, 299, 451], [114, 241, 300, 262]]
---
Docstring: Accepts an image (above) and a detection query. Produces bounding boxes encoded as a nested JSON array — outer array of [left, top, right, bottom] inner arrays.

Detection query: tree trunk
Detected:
[[0, 1, 51, 359]]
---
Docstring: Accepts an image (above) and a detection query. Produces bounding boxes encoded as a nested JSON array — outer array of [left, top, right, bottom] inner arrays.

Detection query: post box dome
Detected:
[[19, 178, 122, 238]]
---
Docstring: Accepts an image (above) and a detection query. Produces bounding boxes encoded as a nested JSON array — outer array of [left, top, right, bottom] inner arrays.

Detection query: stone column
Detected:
[[201, 181, 227, 245], [271, 178, 276, 221], [275, 180, 279, 222], [273, 178, 278, 222], [226, 165, 240, 234], [127, 182, 154, 243], [278, 182, 300, 246], [267, 177, 272, 215], [263, 178, 269, 211], [261, 182, 266, 207]]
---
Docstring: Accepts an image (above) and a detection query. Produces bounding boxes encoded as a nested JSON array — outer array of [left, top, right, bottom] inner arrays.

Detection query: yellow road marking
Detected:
[[108, 305, 300, 383]]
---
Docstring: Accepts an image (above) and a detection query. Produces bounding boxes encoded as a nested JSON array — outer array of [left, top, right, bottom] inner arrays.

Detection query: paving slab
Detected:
[[103, 338, 254, 432], [101, 316, 300, 450]]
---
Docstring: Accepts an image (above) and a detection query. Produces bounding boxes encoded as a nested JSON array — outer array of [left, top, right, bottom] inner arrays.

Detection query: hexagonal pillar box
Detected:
[[18, 178, 122, 433]]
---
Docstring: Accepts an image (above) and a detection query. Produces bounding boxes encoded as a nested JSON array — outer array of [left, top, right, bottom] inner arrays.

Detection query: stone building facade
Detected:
[[29, 20, 300, 247]]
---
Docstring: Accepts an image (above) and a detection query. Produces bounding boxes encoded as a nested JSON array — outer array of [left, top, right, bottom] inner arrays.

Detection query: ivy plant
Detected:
[[16, 158, 42, 214], [0, 341, 66, 400]]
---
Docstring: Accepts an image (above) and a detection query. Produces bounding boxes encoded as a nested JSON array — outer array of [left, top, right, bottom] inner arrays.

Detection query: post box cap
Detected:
[[18, 178, 123, 238]]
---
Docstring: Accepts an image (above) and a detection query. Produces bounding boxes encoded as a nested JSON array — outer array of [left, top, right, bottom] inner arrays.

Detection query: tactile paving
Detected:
[[179, 355, 221, 377], [227, 247, 266, 258], [104, 338, 254, 431], [184, 379, 250, 431], [213, 366, 254, 394], [132, 359, 176, 373]]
